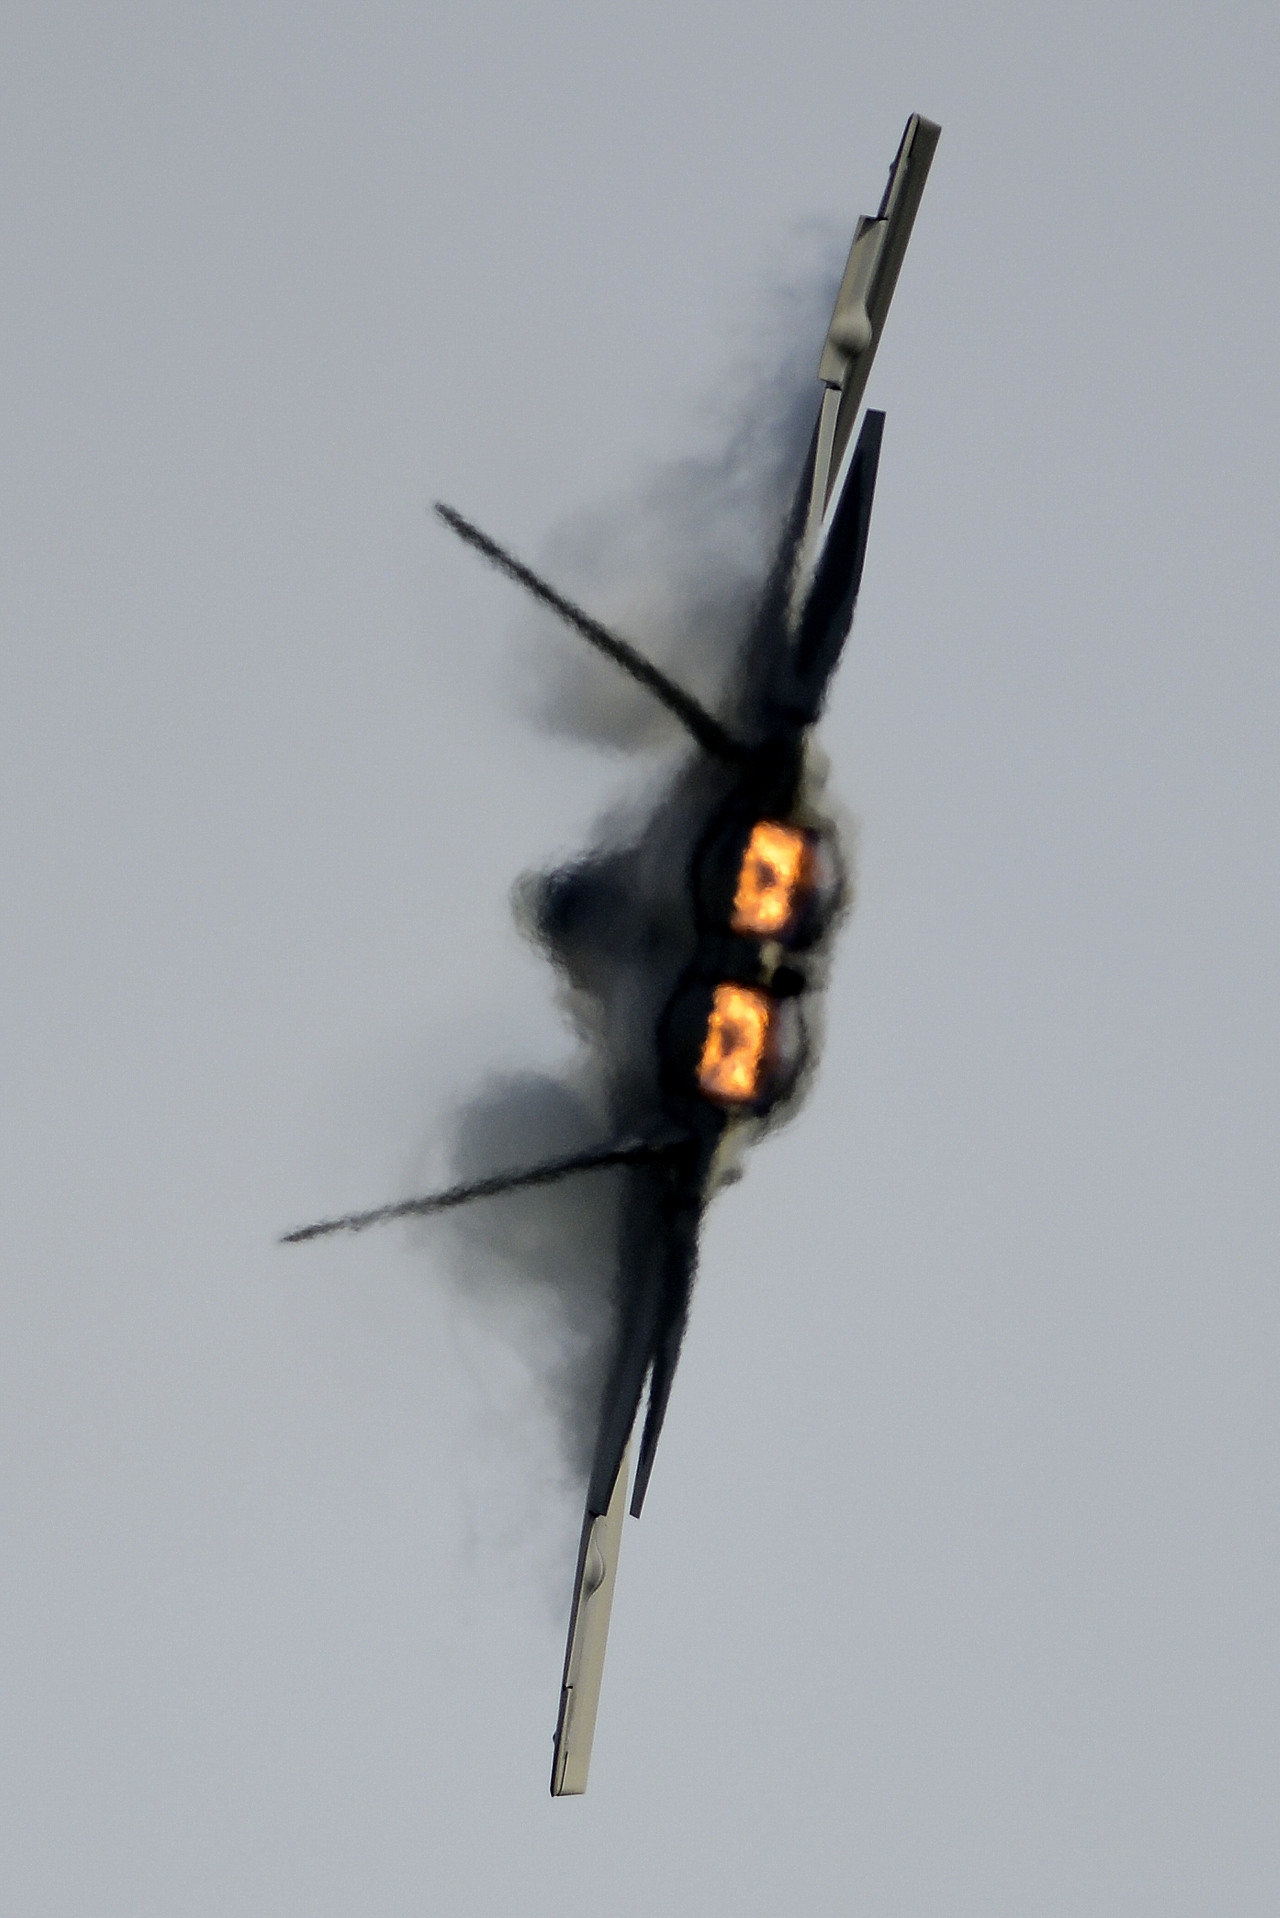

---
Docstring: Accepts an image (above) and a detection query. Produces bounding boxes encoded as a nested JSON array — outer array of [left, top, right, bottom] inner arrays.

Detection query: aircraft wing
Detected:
[[552, 1437, 632, 1796], [551, 1161, 706, 1794], [805, 112, 940, 549]]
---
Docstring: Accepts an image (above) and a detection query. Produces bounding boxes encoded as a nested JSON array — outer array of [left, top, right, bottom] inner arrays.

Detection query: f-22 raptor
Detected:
[[285, 112, 939, 1796]]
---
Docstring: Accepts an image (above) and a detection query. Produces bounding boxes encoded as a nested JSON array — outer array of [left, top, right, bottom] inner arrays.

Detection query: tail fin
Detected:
[[768, 409, 884, 727]]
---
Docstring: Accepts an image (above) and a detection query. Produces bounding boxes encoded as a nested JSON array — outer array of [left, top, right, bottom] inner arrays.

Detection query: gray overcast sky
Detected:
[[2, 2, 1278, 1912]]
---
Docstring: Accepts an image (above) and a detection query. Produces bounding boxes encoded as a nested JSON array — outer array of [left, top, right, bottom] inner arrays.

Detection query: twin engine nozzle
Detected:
[[661, 810, 845, 1117]]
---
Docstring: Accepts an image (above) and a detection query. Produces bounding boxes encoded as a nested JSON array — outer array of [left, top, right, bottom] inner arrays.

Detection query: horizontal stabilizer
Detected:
[[280, 1131, 687, 1244], [434, 503, 749, 764]]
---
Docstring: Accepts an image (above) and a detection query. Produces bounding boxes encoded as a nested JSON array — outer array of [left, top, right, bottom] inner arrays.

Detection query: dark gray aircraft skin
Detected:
[[283, 112, 938, 1795]]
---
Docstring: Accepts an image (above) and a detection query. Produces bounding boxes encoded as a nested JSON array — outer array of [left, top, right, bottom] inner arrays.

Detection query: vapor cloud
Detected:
[[515, 242, 843, 752]]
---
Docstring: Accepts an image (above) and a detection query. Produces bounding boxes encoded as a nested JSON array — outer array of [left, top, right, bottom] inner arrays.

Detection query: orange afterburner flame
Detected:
[[731, 821, 810, 937], [697, 983, 773, 1104]]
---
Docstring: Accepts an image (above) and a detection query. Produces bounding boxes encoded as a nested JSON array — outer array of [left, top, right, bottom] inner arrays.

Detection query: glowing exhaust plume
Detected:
[[730, 820, 811, 938], [697, 984, 773, 1104]]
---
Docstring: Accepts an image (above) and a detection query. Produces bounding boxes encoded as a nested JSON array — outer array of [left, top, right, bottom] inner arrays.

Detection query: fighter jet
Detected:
[[284, 112, 939, 1795]]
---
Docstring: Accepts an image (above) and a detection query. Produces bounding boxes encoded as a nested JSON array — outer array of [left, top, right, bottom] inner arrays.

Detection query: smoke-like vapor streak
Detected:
[[436, 1072, 640, 1490], [517, 251, 841, 757]]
